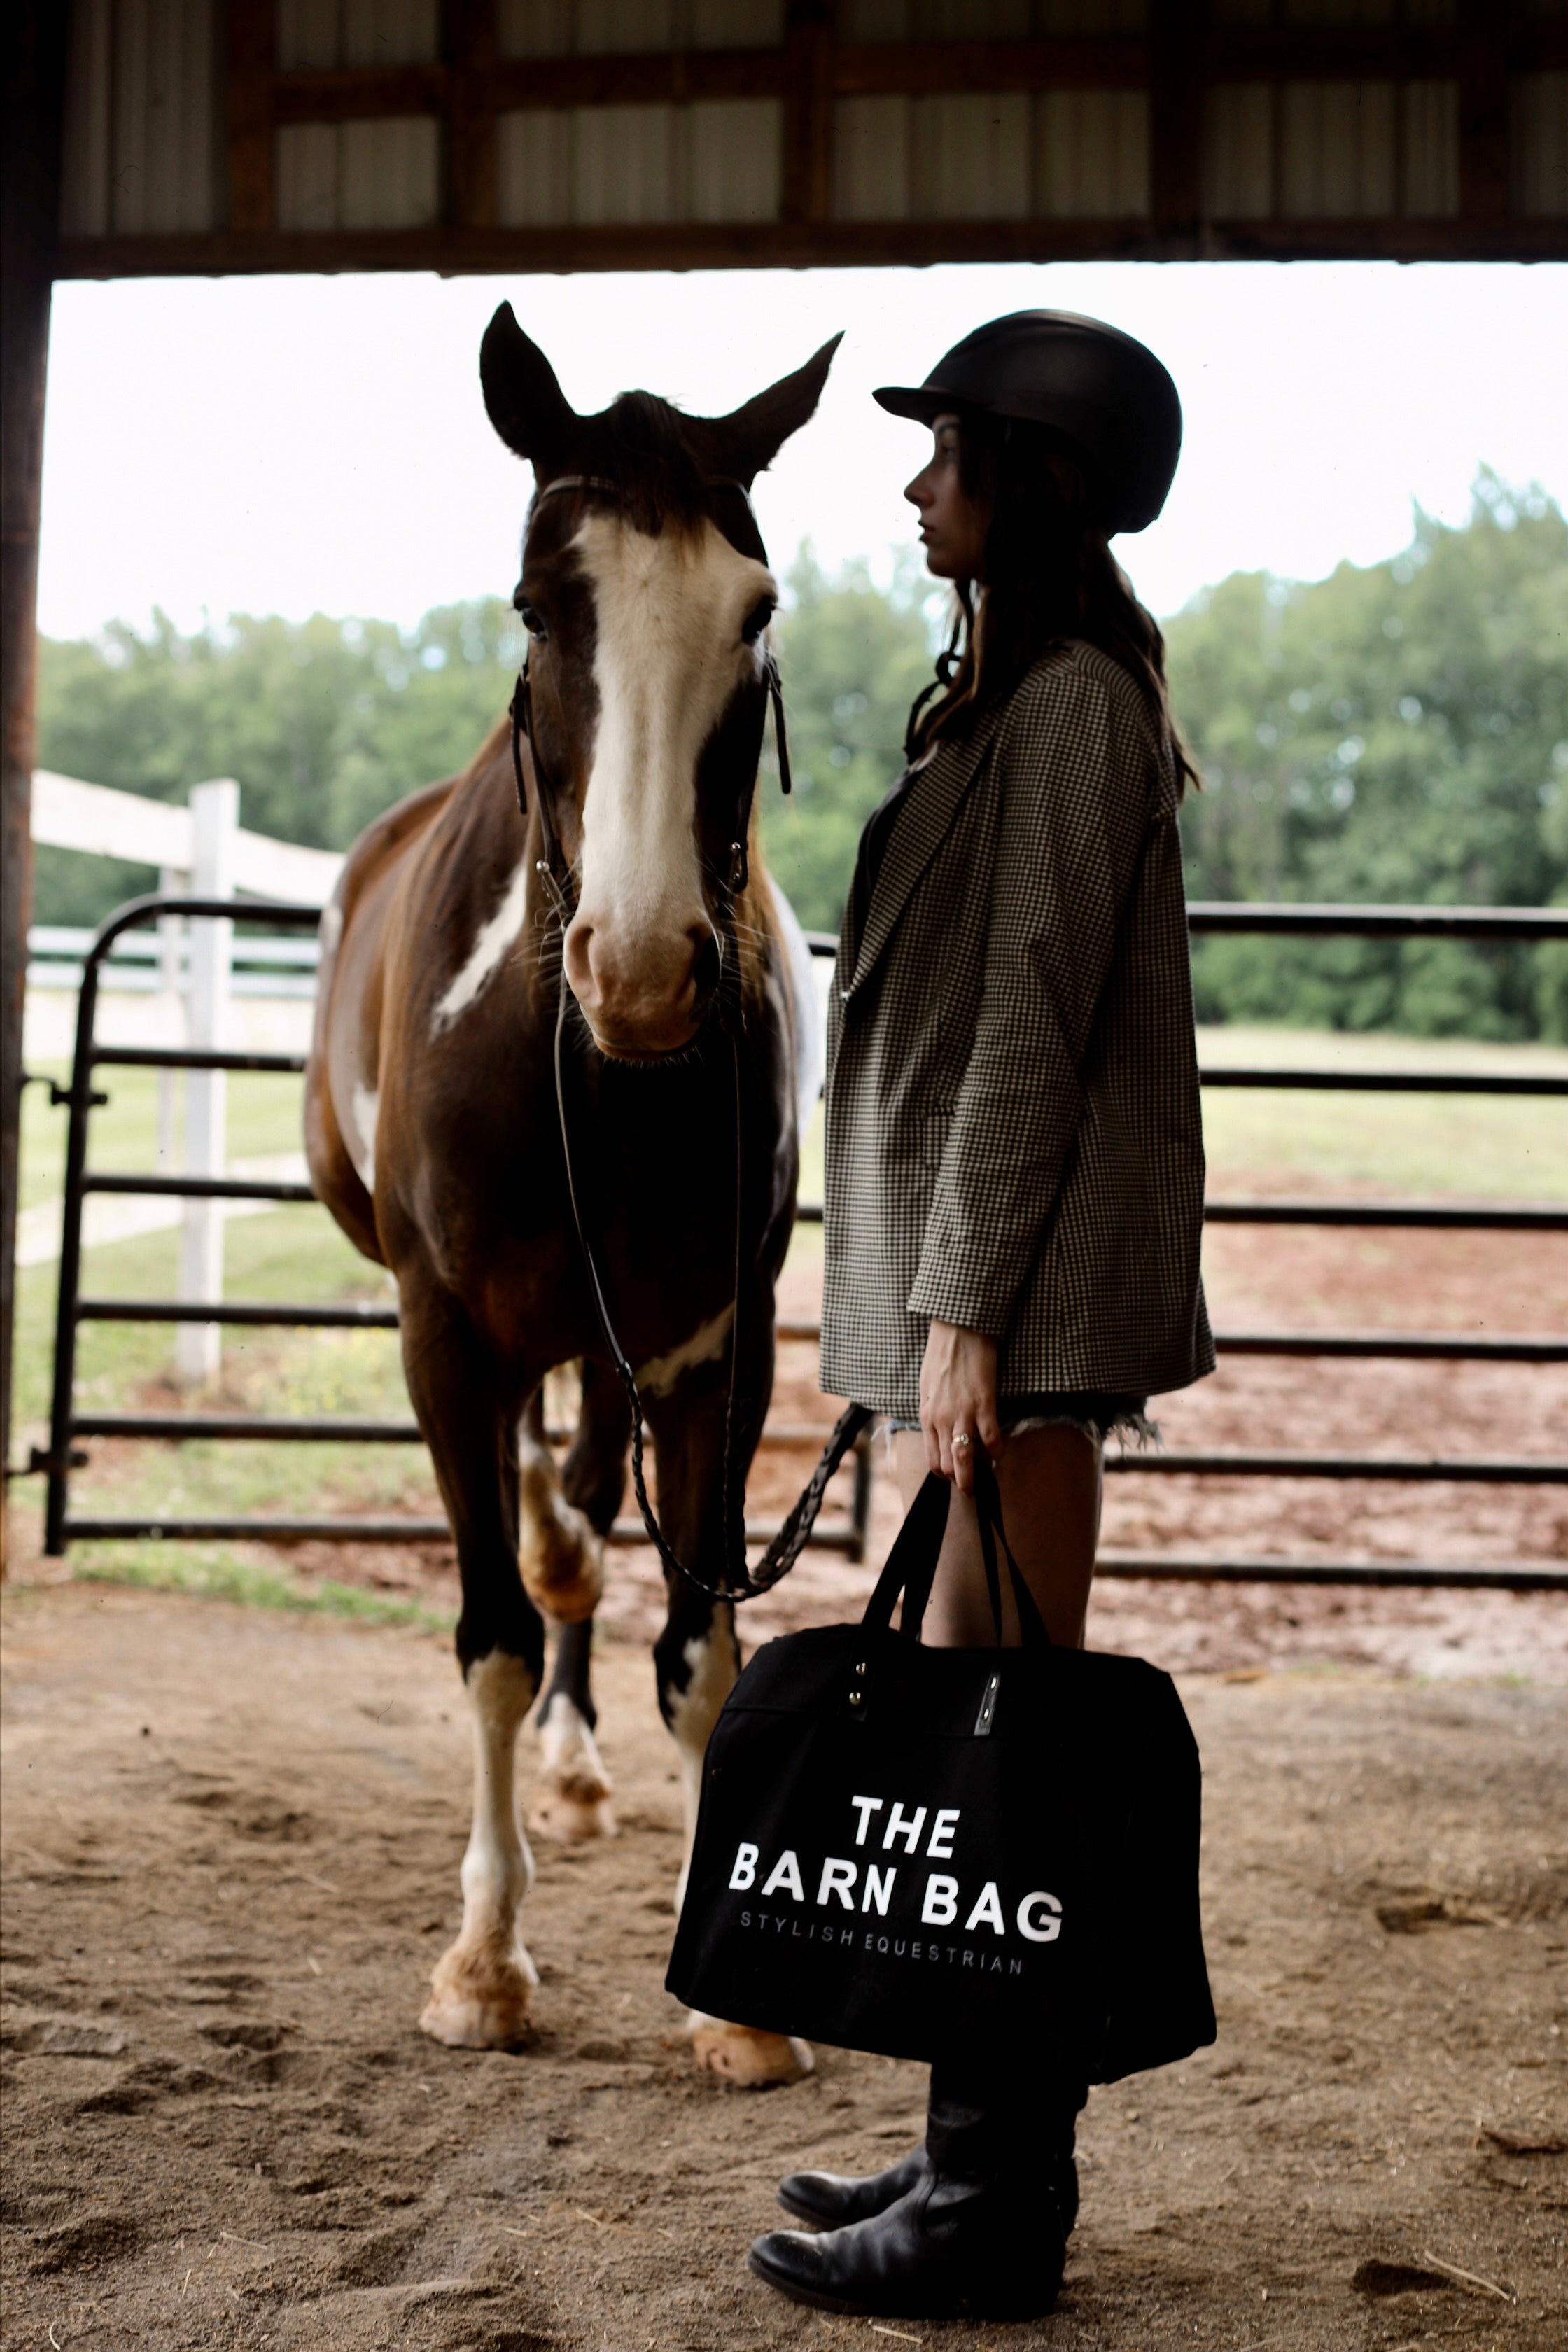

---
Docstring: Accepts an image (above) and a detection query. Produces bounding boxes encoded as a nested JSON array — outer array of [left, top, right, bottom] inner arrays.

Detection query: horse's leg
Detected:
[[517, 1385, 605, 1626], [530, 1362, 632, 1842], [402, 1283, 545, 2052], [646, 1340, 813, 2090]]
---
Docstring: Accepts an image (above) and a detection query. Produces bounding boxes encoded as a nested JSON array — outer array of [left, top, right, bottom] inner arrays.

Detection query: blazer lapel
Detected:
[[841, 706, 1004, 1001]]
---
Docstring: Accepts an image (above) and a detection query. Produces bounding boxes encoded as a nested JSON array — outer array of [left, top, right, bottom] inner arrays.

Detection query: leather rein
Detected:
[[510, 472, 868, 1603]]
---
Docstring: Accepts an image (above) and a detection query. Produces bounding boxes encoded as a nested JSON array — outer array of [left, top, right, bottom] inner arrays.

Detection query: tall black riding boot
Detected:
[[750, 2057, 1082, 2321], [776, 2064, 1086, 2238]]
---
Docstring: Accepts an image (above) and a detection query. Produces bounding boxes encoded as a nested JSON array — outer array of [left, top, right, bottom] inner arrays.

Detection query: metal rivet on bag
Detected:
[[855, 1661, 867, 1674], [848, 1691, 862, 1706]]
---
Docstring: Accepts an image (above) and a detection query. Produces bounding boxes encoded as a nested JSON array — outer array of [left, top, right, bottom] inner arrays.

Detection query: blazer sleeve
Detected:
[[906, 654, 1160, 1337]]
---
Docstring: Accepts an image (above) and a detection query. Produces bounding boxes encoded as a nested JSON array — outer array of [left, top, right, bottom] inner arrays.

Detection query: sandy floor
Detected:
[[2, 1583, 1564, 2351]]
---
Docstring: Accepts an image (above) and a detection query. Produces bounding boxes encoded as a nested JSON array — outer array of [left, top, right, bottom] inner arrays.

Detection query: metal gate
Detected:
[[36, 892, 1568, 1593]]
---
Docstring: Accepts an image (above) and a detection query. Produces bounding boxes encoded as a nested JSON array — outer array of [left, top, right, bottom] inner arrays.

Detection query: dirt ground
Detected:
[[3, 1582, 1564, 2352]]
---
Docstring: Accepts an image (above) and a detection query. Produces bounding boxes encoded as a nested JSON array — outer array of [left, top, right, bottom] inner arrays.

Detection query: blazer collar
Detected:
[[841, 705, 1005, 1001]]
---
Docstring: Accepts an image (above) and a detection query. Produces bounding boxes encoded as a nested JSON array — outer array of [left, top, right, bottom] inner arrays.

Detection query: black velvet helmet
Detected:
[[874, 309, 1182, 535]]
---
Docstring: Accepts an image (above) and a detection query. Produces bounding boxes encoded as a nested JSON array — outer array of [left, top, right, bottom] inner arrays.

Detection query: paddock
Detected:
[[2, 1577, 1564, 2350]]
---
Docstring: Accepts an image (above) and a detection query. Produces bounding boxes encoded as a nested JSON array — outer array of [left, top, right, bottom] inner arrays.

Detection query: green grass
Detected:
[[1198, 1026, 1568, 1199], [22, 1060, 305, 1209], [70, 1541, 453, 1631]]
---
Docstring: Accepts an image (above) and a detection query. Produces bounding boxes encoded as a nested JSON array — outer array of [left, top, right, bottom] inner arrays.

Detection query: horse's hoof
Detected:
[[533, 1698, 617, 1840], [419, 1945, 537, 2051], [528, 1781, 619, 1842], [690, 2022, 815, 2087]]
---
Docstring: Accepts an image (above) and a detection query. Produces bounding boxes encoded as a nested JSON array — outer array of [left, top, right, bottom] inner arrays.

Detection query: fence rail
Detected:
[[36, 892, 1568, 1592]]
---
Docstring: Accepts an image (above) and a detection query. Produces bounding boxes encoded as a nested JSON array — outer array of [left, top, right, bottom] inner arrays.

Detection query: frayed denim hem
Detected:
[[881, 1397, 1159, 1455]]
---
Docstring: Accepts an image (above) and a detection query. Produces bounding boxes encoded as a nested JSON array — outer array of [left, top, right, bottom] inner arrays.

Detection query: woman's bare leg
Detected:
[[891, 1425, 1102, 1649]]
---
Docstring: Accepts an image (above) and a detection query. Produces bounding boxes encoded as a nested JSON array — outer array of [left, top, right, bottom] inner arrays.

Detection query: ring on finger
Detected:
[[951, 1431, 972, 1450]]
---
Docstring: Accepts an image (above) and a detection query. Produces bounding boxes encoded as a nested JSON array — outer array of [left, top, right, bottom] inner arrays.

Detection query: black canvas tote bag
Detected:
[[667, 1469, 1215, 2083]]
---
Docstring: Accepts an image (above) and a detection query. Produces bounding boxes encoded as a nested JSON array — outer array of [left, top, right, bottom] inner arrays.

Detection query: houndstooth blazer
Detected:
[[820, 639, 1214, 1420]]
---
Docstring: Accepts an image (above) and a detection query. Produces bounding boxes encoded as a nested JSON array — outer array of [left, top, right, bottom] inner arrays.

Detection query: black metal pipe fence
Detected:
[[34, 892, 1568, 1592]]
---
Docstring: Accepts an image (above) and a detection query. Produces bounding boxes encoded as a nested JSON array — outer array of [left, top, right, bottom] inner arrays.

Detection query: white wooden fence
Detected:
[[29, 773, 341, 1382]]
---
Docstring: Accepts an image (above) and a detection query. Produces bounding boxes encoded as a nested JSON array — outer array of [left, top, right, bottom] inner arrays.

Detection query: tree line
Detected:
[[34, 474, 1568, 1040]]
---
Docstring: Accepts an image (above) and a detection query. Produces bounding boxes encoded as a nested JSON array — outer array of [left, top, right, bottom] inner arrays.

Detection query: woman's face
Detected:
[[905, 414, 990, 581]]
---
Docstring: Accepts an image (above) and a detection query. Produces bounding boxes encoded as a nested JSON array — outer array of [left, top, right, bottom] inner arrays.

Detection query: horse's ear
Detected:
[[704, 333, 844, 485], [480, 302, 577, 472]]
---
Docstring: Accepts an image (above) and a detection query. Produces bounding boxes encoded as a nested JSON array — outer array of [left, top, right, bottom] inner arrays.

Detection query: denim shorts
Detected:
[[884, 1391, 1154, 1450]]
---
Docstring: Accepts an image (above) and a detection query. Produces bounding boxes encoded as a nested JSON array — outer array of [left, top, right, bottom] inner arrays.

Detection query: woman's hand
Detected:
[[919, 1321, 1002, 1494]]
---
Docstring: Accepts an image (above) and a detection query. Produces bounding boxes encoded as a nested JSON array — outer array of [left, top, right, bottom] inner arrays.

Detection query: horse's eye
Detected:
[[514, 593, 547, 640], [741, 595, 776, 646]]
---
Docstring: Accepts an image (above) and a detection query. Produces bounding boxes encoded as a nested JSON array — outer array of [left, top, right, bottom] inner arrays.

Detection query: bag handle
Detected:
[[860, 1455, 1052, 1650]]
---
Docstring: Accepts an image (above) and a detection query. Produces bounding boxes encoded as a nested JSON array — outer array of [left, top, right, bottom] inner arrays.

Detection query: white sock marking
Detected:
[[454, 1649, 538, 1978], [668, 1620, 738, 1915]]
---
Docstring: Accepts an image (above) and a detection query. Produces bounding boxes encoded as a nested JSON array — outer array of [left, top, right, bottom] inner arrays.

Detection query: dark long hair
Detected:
[[906, 413, 1200, 799]]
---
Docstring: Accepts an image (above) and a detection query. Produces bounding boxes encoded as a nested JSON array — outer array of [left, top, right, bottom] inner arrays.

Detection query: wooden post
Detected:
[[1150, 0, 1206, 258], [227, 0, 276, 232], [782, 0, 834, 227], [1458, 0, 1511, 227], [447, 0, 498, 232], [176, 780, 238, 1386], [1, 4, 68, 1574]]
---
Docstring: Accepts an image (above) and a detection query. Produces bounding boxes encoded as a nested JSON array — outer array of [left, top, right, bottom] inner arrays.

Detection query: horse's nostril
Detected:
[[563, 921, 596, 1002], [690, 930, 722, 999]]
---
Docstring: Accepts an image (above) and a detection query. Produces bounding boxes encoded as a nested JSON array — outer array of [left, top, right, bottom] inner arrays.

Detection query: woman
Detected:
[[749, 311, 1213, 2321]]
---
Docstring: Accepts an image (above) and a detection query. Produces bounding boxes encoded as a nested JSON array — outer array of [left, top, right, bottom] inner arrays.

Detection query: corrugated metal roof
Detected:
[[276, 118, 441, 231], [1513, 71, 1568, 213], [497, 98, 781, 223], [59, 0, 217, 237], [278, 0, 439, 72], [836, 88, 1148, 219], [50, 0, 1564, 248], [1205, 78, 1460, 218], [498, 0, 784, 55]]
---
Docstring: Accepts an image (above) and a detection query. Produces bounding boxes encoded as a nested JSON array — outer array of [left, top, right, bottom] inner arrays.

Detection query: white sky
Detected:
[[38, 260, 1567, 640]]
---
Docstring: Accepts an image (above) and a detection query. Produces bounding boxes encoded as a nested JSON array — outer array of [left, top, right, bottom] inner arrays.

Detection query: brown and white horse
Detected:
[[304, 308, 837, 2086]]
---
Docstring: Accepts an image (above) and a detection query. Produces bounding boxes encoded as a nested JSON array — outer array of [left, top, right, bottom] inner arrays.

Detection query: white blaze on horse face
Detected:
[[567, 512, 776, 1049]]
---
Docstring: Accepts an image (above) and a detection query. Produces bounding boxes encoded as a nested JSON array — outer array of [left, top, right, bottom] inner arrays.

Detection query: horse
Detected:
[[304, 307, 839, 2088]]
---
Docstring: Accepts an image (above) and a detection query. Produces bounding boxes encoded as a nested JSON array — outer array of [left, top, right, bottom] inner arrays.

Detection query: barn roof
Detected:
[[50, 0, 1568, 278]]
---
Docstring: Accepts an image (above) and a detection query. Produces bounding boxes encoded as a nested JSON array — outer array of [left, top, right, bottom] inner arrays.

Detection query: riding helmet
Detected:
[[874, 310, 1182, 535]]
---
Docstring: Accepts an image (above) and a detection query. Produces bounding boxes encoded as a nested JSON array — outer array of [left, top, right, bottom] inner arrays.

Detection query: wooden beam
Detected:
[[274, 64, 449, 125], [1151, 0, 1205, 251], [1458, 0, 1511, 225], [832, 37, 1147, 98], [225, 0, 274, 233], [782, 0, 833, 226], [52, 212, 1568, 282], [258, 20, 1568, 129], [444, 0, 496, 232], [1, 0, 69, 1571]]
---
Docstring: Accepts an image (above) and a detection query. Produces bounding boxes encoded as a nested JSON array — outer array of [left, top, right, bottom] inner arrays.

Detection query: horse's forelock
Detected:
[[584, 393, 710, 536]]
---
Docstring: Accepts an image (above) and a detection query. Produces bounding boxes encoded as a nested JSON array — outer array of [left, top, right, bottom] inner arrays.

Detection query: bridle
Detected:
[[510, 469, 865, 1602]]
